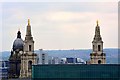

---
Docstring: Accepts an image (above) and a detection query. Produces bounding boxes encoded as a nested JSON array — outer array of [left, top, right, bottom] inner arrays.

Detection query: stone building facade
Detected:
[[90, 21, 106, 64], [9, 19, 37, 78], [9, 30, 23, 78], [20, 19, 37, 78], [8, 20, 106, 78]]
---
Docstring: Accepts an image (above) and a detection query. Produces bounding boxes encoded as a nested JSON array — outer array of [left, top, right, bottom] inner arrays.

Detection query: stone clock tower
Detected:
[[90, 21, 106, 64], [20, 19, 37, 78]]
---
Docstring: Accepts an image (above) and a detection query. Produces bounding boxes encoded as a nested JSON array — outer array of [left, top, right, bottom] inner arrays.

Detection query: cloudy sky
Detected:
[[1, 1, 118, 51]]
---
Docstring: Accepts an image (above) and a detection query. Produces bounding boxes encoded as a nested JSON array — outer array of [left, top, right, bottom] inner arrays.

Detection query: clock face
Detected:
[[23, 43, 25, 46], [19, 51, 23, 54]]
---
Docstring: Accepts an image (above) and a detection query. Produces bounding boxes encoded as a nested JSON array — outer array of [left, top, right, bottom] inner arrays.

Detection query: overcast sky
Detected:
[[1, 1, 118, 51]]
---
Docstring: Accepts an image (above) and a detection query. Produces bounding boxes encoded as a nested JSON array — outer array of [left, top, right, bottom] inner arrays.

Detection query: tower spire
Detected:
[[26, 19, 31, 36], [96, 20, 99, 26], [28, 19, 30, 26], [93, 20, 102, 41], [25, 19, 33, 40], [89, 20, 105, 64], [20, 19, 36, 78]]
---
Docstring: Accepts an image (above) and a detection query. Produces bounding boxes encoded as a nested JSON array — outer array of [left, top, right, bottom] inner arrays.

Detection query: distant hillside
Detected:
[[0, 48, 119, 64]]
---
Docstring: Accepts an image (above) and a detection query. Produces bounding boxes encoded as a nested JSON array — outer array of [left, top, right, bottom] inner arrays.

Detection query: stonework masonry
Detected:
[[20, 19, 37, 78], [90, 21, 106, 64]]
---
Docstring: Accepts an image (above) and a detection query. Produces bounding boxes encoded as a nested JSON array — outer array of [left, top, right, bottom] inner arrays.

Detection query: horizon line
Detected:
[[1, 47, 119, 52]]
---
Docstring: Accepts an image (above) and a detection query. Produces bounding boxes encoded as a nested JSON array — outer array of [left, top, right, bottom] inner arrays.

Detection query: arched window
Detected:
[[28, 61, 32, 71], [98, 60, 101, 64]]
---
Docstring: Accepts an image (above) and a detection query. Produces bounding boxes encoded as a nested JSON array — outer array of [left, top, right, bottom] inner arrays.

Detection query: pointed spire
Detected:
[[96, 20, 99, 26], [28, 19, 30, 26], [93, 20, 102, 41], [25, 19, 33, 40], [26, 19, 31, 36]]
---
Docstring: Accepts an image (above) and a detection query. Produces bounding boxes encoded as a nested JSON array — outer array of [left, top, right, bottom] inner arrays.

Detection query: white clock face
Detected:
[[24, 43, 25, 45], [19, 51, 23, 54]]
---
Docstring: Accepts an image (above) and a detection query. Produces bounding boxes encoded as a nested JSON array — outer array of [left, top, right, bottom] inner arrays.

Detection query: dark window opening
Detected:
[[98, 60, 101, 64], [42, 54, 45, 55], [42, 54, 45, 58], [98, 45, 101, 51], [28, 61, 32, 71], [29, 45, 31, 51]]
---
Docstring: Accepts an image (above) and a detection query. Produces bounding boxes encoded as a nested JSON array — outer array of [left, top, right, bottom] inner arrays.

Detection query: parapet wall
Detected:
[[32, 64, 120, 79]]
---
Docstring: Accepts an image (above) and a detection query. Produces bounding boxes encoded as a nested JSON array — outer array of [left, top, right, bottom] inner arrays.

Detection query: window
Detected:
[[98, 45, 101, 51], [98, 60, 101, 64], [28, 61, 32, 71], [42, 54, 45, 55], [42, 59, 45, 64], [42, 54, 45, 58], [42, 54, 45, 64], [29, 45, 31, 51]]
